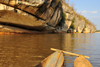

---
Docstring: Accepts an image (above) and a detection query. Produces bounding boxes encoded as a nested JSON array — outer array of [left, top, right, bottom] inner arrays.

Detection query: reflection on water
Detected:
[[0, 34, 63, 67], [0, 33, 100, 67]]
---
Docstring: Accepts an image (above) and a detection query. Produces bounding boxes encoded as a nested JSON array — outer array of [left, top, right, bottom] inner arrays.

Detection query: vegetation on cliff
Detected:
[[62, 12, 66, 21], [61, 0, 96, 33], [0, 0, 96, 33], [70, 17, 75, 29], [96, 30, 100, 32]]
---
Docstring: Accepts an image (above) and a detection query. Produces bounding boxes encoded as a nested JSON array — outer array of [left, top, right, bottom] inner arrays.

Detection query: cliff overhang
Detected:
[[0, 0, 96, 34]]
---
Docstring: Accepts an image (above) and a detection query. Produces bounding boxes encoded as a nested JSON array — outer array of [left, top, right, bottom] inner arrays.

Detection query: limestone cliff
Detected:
[[54, 1, 96, 33], [0, 0, 96, 34]]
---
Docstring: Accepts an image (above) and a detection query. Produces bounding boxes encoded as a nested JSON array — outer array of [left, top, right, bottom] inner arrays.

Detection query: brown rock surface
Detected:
[[0, 24, 45, 34], [0, 0, 96, 33], [0, 10, 46, 31]]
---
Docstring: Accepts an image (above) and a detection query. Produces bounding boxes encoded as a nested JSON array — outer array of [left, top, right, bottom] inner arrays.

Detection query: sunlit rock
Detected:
[[0, 0, 96, 33]]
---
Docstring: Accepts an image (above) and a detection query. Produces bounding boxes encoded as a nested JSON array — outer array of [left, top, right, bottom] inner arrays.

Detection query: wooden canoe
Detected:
[[73, 56, 93, 67], [35, 48, 92, 67], [35, 51, 64, 67]]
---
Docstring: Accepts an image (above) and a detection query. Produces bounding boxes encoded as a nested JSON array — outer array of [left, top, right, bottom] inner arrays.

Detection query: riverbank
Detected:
[[95, 32, 100, 33]]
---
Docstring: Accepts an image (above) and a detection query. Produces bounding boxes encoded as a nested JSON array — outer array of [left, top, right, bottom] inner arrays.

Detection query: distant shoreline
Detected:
[[95, 32, 100, 33]]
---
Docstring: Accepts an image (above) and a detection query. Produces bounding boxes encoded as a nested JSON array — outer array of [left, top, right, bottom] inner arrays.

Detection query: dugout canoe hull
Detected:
[[35, 51, 64, 67]]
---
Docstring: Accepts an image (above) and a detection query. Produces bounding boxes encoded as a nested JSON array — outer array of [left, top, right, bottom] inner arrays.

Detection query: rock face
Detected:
[[0, 25, 42, 34], [0, 10, 46, 30], [0, 0, 96, 34], [83, 24, 96, 33], [0, 4, 6, 10], [27, 0, 45, 5], [73, 17, 85, 33], [47, 7, 62, 27]]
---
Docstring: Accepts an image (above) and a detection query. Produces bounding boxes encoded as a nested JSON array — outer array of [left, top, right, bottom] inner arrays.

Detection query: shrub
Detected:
[[70, 17, 75, 29], [85, 21, 88, 24], [70, 23, 75, 29], [79, 15, 82, 20], [72, 17, 75, 23], [62, 12, 66, 21], [56, 0, 60, 4]]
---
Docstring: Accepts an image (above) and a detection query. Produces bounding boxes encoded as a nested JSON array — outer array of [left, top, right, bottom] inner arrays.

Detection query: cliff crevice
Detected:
[[0, 0, 96, 34]]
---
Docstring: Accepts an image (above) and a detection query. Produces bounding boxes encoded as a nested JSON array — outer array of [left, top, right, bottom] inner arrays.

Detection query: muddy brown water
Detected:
[[0, 33, 100, 67]]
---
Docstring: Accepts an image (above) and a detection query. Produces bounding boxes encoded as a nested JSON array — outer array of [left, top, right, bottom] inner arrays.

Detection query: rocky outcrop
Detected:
[[47, 7, 62, 27], [0, 0, 96, 34], [73, 17, 85, 33], [0, 10, 46, 30], [0, 24, 42, 34], [83, 24, 96, 33], [56, 2, 96, 33]]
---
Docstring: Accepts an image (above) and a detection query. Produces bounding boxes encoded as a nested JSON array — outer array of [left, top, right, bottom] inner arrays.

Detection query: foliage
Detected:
[[70, 17, 75, 29], [61, 0, 96, 30], [62, 12, 66, 21], [72, 17, 75, 23], [79, 15, 82, 20], [70, 23, 75, 29], [56, 0, 60, 4], [96, 30, 100, 32], [76, 31, 79, 33]]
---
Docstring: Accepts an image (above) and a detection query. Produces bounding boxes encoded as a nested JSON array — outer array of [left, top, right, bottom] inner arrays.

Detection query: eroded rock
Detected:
[[0, 0, 96, 33]]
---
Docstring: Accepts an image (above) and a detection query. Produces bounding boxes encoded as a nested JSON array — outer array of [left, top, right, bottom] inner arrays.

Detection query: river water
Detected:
[[0, 33, 100, 67]]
